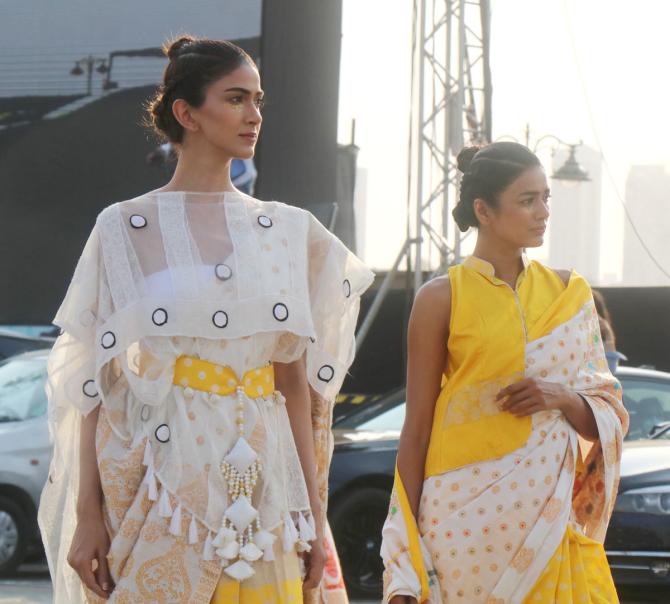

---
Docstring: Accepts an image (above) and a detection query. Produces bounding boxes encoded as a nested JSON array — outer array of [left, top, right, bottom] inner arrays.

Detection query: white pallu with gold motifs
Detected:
[[38, 190, 374, 603], [381, 297, 628, 604]]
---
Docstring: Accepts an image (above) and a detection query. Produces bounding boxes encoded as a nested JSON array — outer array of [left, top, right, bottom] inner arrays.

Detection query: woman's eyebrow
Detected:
[[224, 87, 264, 95]]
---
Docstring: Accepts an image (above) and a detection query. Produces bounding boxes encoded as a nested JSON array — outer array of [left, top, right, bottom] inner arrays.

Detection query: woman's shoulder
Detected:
[[528, 259, 575, 288], [415, 275, 452, 309]]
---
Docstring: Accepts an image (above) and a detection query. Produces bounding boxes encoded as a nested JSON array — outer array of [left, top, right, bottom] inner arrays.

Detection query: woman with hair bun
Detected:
[[38, 35, 372, 604], [381, 142, 627, 603]]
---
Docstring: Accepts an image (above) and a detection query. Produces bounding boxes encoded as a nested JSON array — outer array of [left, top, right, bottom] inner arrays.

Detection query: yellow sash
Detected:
[[173, 355, 275, 398]]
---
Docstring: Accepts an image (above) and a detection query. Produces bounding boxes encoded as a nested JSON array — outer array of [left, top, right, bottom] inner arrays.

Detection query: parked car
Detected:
[[328, 367, 670, 597], [0, 349, 51, 575], [0, 329, 53, 362]]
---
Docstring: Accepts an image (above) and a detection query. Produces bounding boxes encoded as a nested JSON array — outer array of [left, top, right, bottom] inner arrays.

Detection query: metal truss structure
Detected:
[[358, 0, 492, 347], [410, 0, 492, 291]]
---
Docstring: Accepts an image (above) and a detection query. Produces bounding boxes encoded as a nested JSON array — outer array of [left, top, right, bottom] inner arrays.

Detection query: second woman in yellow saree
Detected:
[[381, 142, 628, 604]]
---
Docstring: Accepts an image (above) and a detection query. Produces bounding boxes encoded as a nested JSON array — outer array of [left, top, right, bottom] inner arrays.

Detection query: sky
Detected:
[[338, 0, 670, 285]]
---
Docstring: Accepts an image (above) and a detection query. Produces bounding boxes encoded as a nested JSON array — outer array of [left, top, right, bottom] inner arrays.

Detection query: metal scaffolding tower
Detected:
[[410, 0, 492, 291], [357, 0, 492, 348]]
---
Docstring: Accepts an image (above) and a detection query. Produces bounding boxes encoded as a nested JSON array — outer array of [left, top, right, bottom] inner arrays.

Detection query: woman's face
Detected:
[[478, 166, 550, 249], [186, 62, 264, 159]]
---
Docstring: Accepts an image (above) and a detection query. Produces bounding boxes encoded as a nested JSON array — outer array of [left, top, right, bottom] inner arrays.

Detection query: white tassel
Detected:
[[282, 518, 293, 552], [298, 512, 316, 542], [188, 514, 198, 545], [262, 544, 276, 562], [142, 439, 152, 467], [217, 540, 239, 560], [143, 462, 158, 501], [203, 532, 214, 561], [240, 542, 263, 562], [158, 488, 172, 518], [169, 503, 182, 536], [212, 526, 237, 548], [289, 514, 300, 541], [282, 513, 299, 552]]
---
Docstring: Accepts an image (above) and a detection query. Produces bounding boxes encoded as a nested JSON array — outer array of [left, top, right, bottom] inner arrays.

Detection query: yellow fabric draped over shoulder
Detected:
[[424, 258, 593, 478]]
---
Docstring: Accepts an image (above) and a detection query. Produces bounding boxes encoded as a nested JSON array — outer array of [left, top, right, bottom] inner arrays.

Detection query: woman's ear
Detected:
[[473, 198, 492, 227], [172, 99, 200, 134]]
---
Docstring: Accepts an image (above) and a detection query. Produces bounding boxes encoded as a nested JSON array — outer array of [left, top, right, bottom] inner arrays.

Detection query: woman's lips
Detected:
[[239, 133, 257, 142]]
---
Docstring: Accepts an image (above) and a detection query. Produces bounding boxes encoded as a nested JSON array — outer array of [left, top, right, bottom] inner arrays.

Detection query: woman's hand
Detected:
[[67, 511, 113, 599], [497, 378, 574, 417], [301, 535, 327, 591], [497, 378, 599, 439]]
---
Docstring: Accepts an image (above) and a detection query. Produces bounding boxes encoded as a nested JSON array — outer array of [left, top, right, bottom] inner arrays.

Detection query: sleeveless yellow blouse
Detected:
[[424, 255, 591, 478]]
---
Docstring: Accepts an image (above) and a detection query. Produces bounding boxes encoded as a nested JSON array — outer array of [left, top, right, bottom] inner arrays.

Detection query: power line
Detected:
[[563, 0, 670, 282]]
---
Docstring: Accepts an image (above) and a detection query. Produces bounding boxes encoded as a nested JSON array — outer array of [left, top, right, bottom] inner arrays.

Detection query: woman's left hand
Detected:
[[497, 378, 573, 417], [302, 535, 327, 592]]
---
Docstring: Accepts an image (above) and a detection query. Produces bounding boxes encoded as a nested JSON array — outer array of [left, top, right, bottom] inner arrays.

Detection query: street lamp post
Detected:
[[523, 123, 590, 183], [70, 55, 110, 96]]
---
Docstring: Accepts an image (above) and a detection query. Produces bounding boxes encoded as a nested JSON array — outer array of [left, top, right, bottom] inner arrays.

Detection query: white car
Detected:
[[0, 349, 51, 574]]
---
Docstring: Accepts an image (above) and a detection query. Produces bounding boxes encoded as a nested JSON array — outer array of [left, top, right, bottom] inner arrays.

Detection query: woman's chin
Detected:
[[524, 235, 545, 248]]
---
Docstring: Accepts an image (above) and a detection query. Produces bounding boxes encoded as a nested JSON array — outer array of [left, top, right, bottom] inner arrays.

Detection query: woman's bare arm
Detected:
[[67, 405, 113, 598], [389, 279, 451, 604], [274, 357, 327, 591], [397, 277, 451, 517]]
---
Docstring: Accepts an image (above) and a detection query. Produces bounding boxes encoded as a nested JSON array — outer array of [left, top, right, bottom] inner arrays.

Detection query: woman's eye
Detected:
[[229, 96, 243, 104], [255, 97, 265, 109]]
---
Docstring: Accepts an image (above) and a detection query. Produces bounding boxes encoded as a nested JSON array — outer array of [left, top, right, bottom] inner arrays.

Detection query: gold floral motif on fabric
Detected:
[[443, 373, 524, 427], [136, 544, 192, 602]]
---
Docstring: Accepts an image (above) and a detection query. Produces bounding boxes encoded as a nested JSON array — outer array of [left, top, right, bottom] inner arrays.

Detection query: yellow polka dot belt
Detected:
[[173, 355, 275, 398]]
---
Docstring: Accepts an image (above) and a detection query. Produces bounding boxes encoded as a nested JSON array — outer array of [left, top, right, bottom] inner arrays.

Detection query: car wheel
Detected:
[[0, 496, 29, 576], [329, 486, 390, 598]]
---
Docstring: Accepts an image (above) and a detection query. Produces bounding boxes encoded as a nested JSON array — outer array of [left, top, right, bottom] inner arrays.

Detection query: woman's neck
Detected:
[[472, 238, 526, 288], [160, 143, 236, 193]]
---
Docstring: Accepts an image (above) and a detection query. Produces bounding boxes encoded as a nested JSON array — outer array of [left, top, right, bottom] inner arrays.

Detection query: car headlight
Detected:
[[615, 486, 670, 515]]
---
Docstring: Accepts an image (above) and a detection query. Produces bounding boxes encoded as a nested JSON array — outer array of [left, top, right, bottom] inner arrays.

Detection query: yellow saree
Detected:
[[381, 256, 628, 604]]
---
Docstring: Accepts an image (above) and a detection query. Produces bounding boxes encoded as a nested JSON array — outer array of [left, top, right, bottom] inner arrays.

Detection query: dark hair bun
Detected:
[[165, 36, 195, 60], [456, 145, 482, 174], [452, 141, 541, 232], [146, 36, 255, 144]]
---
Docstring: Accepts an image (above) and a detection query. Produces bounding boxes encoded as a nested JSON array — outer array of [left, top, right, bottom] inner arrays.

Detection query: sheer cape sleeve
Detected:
[[302, 211, 374, 603], [38, 221, 112, 603]]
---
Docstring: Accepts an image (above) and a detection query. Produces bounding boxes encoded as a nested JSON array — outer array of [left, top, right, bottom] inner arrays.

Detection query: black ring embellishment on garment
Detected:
[[129, 214, 147, 229], [215, 263, 233, 281], [272, 303, 289, 322], [82, 379, 98, 398], [152, 308, 168, 326], [101, 331, 116, 349], [317, 364, 335, 383], [212, 310, 229, 328], [257, 215, 273, 228], [155, 424, 171, 443]]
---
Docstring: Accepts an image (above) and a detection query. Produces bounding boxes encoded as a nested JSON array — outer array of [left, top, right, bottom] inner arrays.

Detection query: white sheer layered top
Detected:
[[41, 190, 374, 564]]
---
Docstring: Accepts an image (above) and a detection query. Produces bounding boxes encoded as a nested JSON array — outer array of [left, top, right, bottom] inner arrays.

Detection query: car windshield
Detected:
[[0, 356, 48, 422], [619, 376, 670, 440]]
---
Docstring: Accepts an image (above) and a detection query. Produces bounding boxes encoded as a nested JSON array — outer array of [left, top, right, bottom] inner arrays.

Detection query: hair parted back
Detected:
[[452, 141, 542, 232], [146, 35, 255, 143]]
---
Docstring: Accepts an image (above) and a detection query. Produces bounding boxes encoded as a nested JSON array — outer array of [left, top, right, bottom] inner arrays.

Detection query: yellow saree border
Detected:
[[526, 272, 592, 343], [394, 465, 430, 602]]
